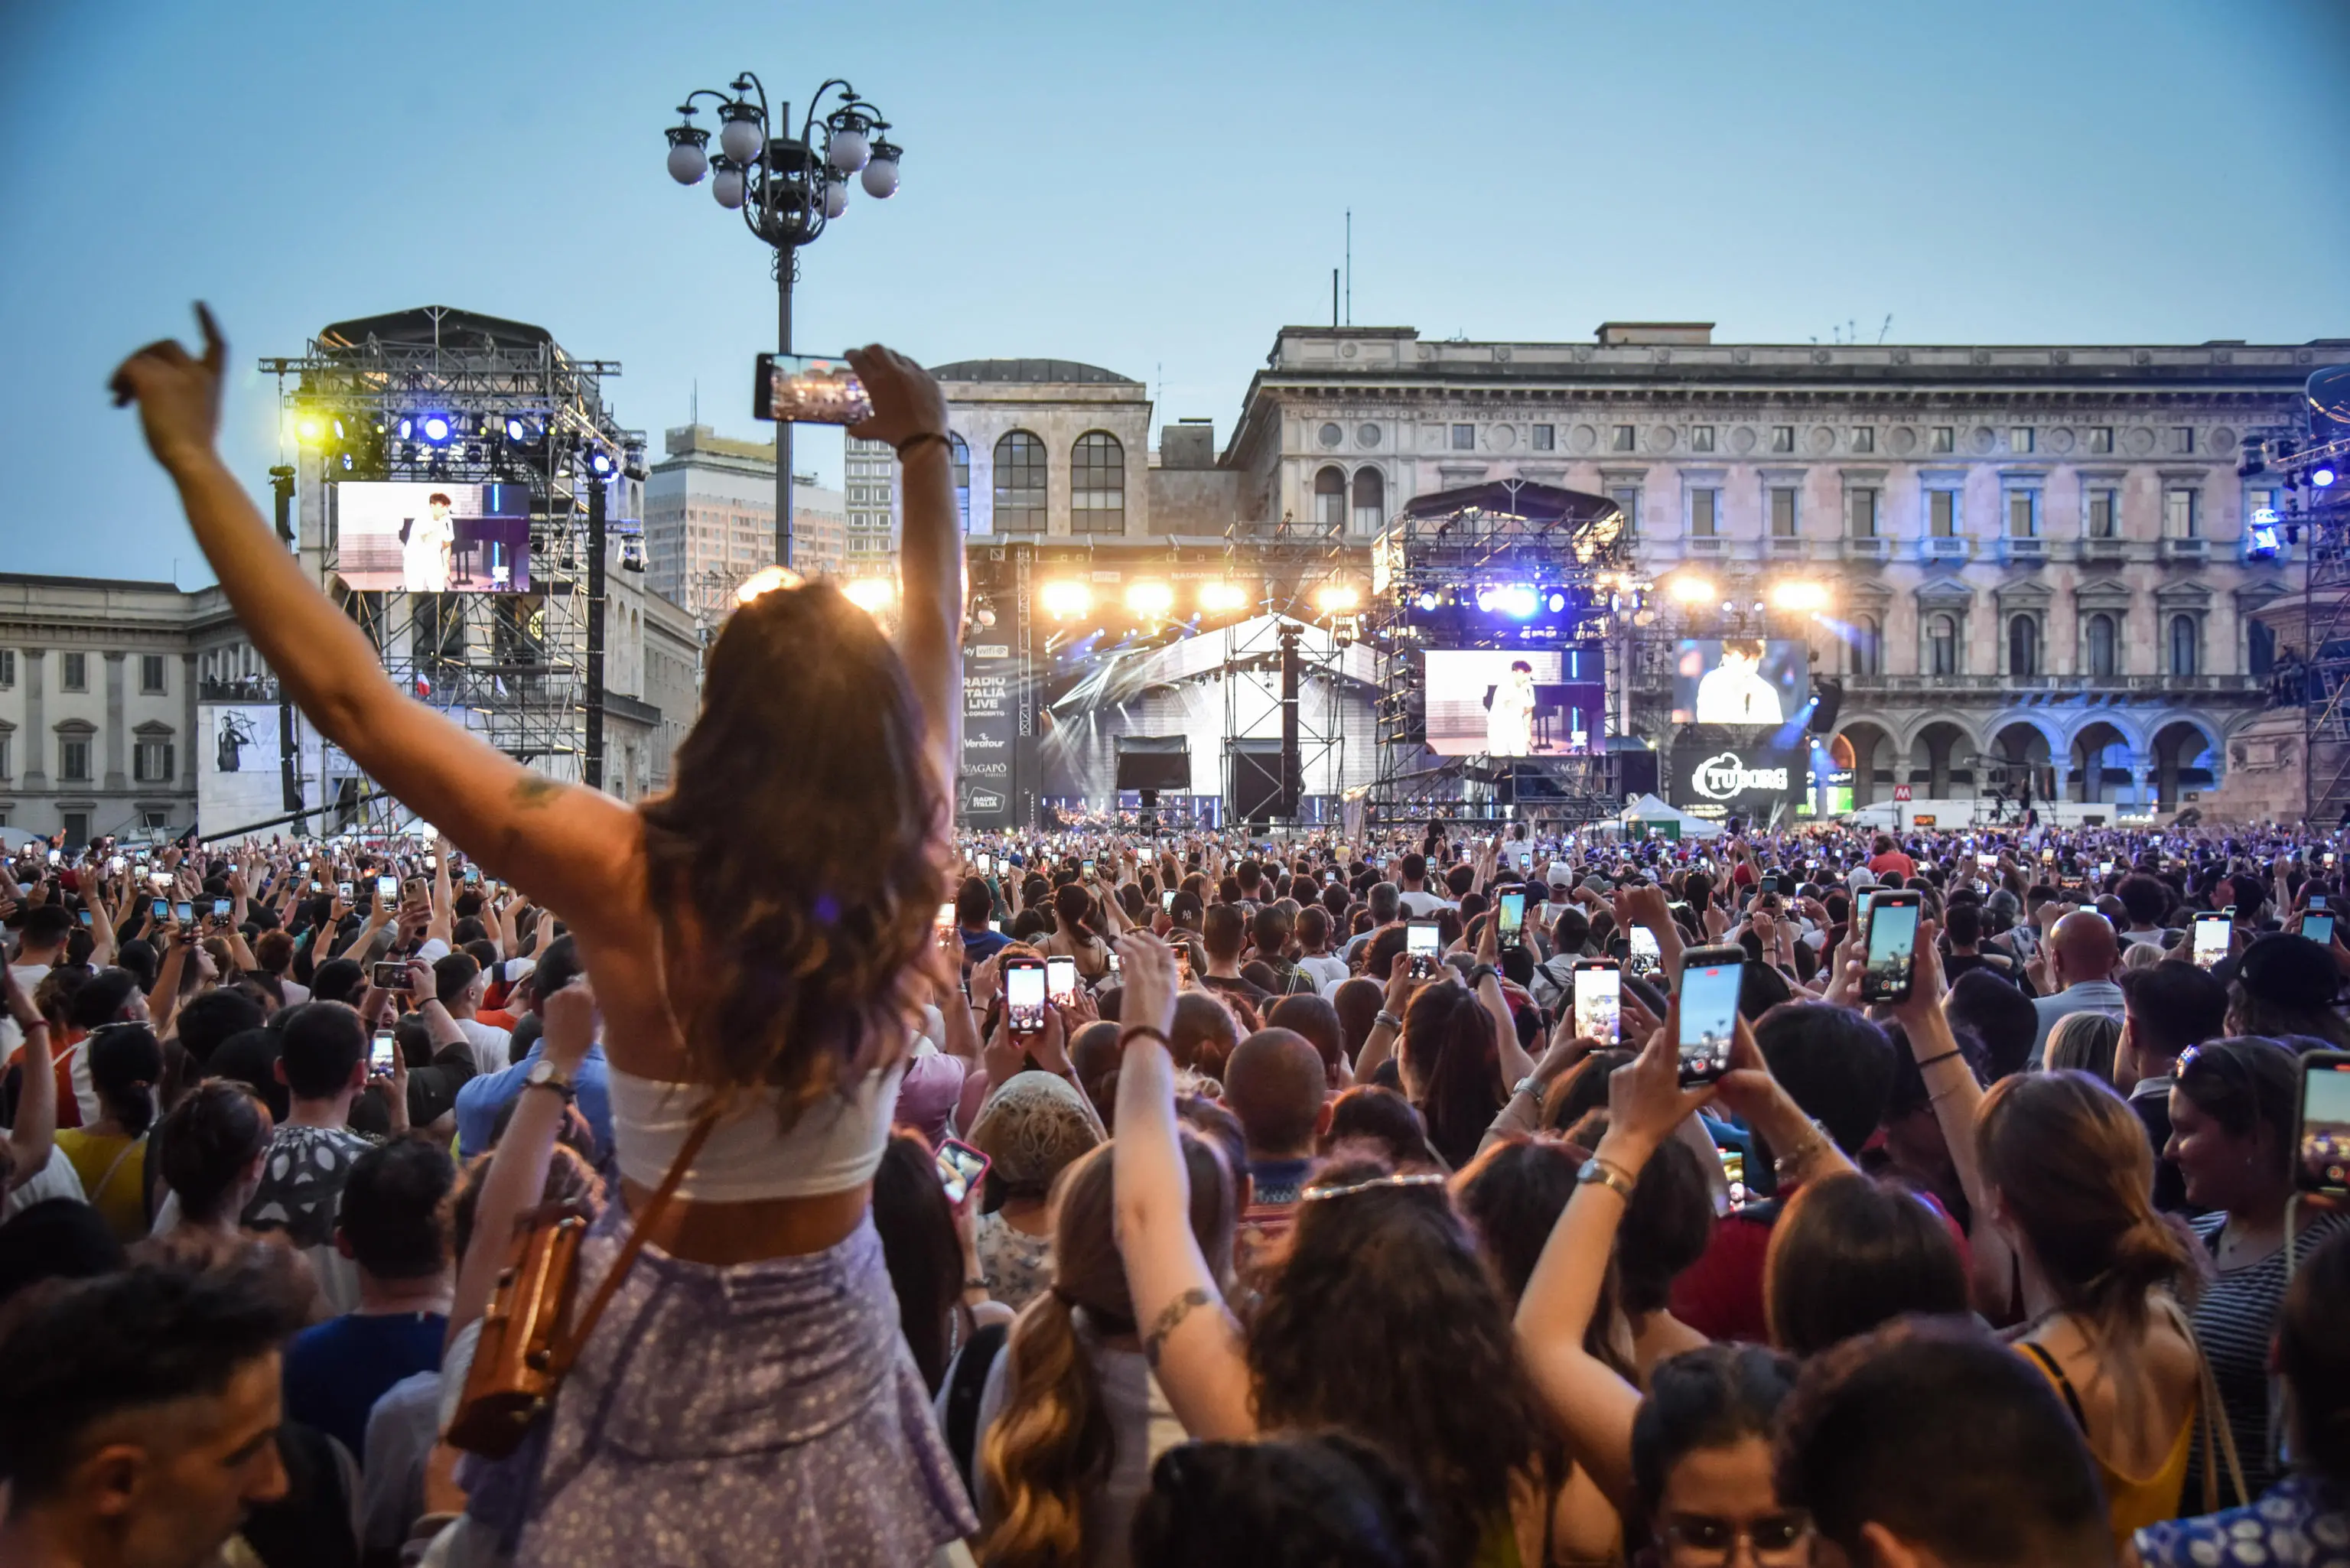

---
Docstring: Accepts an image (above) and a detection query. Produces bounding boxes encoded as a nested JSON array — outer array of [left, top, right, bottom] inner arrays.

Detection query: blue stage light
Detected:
[[2314, 465, 2339, 488], [588, 447, 616, 477], [1544, 589, 1568, 614], [1414, 590, 1440, 612], [506, 416, 528, 441], [397, 417, 415, 441], [1496, 585, 1538, 620], [420, 413, 454, 444]]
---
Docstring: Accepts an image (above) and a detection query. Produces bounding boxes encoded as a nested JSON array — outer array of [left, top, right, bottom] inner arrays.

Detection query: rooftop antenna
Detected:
[[1332, 268, 1339, 328], [1876, 313, 1893, 344], [1345, 209, 1352, 327]]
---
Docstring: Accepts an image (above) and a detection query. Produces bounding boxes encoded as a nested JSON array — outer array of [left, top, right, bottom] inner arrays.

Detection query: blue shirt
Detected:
[[2135, 1473, 2350, 1566], [282, 1310, 447, 1459], [962, 928, 1012, 967], [454, 1039, 610, 1164]]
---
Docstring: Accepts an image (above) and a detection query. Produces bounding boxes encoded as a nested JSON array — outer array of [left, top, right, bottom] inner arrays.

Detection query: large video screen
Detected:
[[1670, 639, 1808, 727], [335, 481, 533, 594], [1424, 648, 1606, 757]]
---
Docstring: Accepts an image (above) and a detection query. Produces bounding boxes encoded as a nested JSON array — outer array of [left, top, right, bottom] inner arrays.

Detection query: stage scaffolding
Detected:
[[2298, 425, 2350, 825], [1221, 510, 1352, 822], [1362, 480, 1637, 829], [259, 307, 643, 818]]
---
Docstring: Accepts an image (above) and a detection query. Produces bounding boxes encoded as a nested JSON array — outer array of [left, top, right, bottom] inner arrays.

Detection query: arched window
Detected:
[[2008, 614, 2039, 677], [2170, 613, 2199, 677], [1313, 466, 1347, 530], [993, 431, 1047, 533], [2087, 613, 2117, 678], [1852, 615, 1883, 676], [949, 434, 971, 533], [1929, 614, 1958, 677], [1071, 431, 1125, 535], [1351, 468, 1385, 534]]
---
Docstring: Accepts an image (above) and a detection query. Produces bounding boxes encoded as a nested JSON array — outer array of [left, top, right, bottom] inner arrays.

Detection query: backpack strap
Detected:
[[942, 1319, 1011, 1495]]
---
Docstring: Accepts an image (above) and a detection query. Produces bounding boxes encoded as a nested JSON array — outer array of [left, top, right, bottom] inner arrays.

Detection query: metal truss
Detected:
[[260, 309, 642, 788], [1360, 481, 1637, 828], [2301, 475, 2350, 822], [1222, 511, 1352, 821]]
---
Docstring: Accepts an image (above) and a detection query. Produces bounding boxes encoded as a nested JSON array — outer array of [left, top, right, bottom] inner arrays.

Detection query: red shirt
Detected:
[[1669, 1186, 1971, 1343], [1868, 851, 1916, 878]]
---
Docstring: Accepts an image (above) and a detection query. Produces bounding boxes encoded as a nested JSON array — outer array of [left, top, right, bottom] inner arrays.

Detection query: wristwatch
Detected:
[[1577, 1156, 1638, 1200], [522, 1058, 575, 1101]]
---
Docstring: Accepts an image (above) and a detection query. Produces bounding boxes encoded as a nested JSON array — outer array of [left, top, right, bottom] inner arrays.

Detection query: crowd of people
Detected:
[[3, 311, 2348, 1566]]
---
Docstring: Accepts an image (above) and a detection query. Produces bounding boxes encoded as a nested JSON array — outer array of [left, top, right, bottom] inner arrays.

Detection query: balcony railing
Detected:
[[2078, 536, 2127, 565], [2159, 538, 2210, 564], [2000, 535, 2049, 565], [199, 676, 282, 703], [1840, 536, 1892, 564], [1838, 672, 2261, 696], [1919, 536, 1971, 564]]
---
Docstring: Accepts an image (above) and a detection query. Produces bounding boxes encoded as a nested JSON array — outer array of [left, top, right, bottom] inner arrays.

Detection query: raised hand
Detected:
[[109, 303, 226, 472]]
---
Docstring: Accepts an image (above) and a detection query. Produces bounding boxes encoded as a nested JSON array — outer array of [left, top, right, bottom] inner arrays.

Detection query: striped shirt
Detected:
[[2186, 1210, 2350, 1508]]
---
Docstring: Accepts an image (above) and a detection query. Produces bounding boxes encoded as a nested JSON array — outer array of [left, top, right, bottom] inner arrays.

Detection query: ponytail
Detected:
[[978, 1289, 1113, 1568]]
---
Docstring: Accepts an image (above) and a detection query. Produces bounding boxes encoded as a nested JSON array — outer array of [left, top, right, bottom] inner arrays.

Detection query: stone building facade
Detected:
[[1227, 324, 2350, 814]]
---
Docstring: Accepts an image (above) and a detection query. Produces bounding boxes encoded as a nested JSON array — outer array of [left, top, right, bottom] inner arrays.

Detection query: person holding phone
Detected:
[[115, 314, 979, 1560]]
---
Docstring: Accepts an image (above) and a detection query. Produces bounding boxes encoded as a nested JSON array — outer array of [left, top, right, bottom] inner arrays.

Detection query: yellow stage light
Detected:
[[843, 577, 896, 615], [1042, 581, 1092, 619], [734, 565, 805, 604], [1125, 581, 1174, 616], [1668, 574, 1715, 604], [1315, 584, 1362, 615], [1769, 580, 1829, 613], [1198, 581, 1247, 613]]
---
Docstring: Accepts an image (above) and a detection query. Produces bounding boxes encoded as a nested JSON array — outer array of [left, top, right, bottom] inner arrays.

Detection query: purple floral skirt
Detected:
[[514, 1205, 976, 1566]]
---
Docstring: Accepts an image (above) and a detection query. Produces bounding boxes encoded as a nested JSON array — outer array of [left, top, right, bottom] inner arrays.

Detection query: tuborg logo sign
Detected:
[[1692, 751, 1790, 802]]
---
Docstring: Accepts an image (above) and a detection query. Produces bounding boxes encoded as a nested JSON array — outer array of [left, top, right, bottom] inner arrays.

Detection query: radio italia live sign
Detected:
[[1668, 729, 1805, 822]]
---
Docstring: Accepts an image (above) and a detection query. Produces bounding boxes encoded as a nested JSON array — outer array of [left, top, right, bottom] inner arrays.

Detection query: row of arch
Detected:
[[959, 430, 1128, 534], [1833, 711, 2232, 809], [1310, 465, 1386, 533], [1846, 610, 2217, 679]]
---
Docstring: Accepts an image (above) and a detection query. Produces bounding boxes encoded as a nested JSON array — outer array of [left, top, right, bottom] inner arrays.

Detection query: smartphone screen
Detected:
[[1976, 853, 1996, 870], [977, 853, 992, 874], [2312, 895, 2330, 912], [2098, 860, 2114, 879], [370, 1030, 398, 1074], [753, 351, 874, 425], [1861, 896, 1922, 1004], [337, 881, 355, 901], [376, 874, 398, 902], [936, 901, 957, 935], [173, 900, 194, 924], [76, 909, 93, 926], [1678, 957, 1742, 1085], [373, 960, 408, 991], [1406, 921, 1440, 978], [1004, 960, 1047, 1035], [2306, 912, 2337, 947], [1160, 890, 1177, 912], [2298, 1052, 2350, 1196], [151, 897, 169, 921], [464, 867, 480, 884], [1046, 955, 1079, 1004], [2192, 912, 2231, 969], [1626, 924, 1662, 978], [1498, 890, 1527, 944], [1717, 1147, 1748, 1208], [1574, 962, 1620, 1045], [212, 897, 231, 919], [936, 1138, 991, 1205]]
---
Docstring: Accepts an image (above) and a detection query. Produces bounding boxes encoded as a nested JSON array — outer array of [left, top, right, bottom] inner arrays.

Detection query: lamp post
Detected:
[[663, 74, 903, 571]]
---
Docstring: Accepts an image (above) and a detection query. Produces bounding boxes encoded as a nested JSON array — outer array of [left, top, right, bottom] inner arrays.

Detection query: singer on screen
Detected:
[[399, 491, 456, 592], [1486, 659, 1538, 756], [1694, 639, 1784, 724]]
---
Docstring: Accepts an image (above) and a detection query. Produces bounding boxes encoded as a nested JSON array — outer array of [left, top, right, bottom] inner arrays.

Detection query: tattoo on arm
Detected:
[[511, 775, 563, 811]]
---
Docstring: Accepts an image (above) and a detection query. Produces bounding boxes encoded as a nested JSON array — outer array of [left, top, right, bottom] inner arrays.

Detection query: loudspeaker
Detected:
[[1116, 737, 1191, 792], [1808, 676, 1844, 736], [1616, 747, 1659, 799], [1226, 737, 1291, 823]]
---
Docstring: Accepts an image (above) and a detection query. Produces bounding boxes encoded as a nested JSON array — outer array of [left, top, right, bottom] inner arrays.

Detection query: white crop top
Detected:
[[607, 1063, 904, 1201]]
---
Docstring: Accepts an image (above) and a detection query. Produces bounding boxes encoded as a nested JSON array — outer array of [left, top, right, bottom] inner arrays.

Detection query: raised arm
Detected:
[[1, 967, 56, 1195], [111, 307, 639, 930], [845, 346, 961, 828], [1110, 932, 1255, 1440]]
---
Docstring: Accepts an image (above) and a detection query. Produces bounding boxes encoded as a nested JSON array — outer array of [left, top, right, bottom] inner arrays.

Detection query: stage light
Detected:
[[842, 577, 895, 615], [2315, 465, 2339, 489], [2249, 509, 2282, 559], [1198, 581, 1247, 613], [1125, 581, 1175, 616], [1770, 580, 1829, 613], [1316, 584, 1361, 615], [397, 417, 415, 441], [734, 565, 805, 604], [293, 412, 325, 446], [505, 416, 529, 442], [588, 448, 617, 477], [420, 414, 453, 445], [1042, 581, 1092, 619], [1668, 574, 1714, 604], [1495, 585, 1539, 620], [1414, 589, 1440, 613], [1544, 588, 1569, 614]]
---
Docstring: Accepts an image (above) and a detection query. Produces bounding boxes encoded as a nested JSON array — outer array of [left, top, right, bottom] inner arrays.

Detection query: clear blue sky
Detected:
[[5, 0, 2346, 585]]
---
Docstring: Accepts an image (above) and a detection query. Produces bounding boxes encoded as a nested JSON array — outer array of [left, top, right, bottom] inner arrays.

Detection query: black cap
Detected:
[[2233, 932, 2343, 1012]]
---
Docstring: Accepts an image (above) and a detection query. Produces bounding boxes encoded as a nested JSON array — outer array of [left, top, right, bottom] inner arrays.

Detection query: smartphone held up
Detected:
[[1676, 946, 1743, 1088], [752, 353, 873, 425]]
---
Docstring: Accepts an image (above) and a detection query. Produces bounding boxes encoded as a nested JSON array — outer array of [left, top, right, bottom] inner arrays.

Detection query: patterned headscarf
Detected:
[[969, 1070, 1102, 1199]]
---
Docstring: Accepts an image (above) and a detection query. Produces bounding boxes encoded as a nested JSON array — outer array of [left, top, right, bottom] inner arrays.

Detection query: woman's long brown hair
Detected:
[[640, 581, 947, 1121]]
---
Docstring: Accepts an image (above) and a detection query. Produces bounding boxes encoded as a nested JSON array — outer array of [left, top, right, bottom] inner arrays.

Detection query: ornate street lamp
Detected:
[[664, 74, 903, 569]]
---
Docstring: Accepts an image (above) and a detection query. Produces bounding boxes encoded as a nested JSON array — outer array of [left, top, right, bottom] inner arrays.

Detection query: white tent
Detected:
[[1616, 793, 1726, 839]]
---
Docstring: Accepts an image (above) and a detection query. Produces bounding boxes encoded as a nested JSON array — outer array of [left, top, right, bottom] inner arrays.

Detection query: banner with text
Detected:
[[959, 642, 1020, 828], [1668, 727, 1806, 824]]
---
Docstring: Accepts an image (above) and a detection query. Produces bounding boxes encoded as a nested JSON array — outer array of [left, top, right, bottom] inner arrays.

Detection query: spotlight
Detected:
[[1414, 589, 1440, 613], [1543, 589, 1569, 615], [420, 414, 453, 445], [588, 448, 616, 477], [506, 416, 528, 442], [1315, 584, 1361, 615], [1668, 574, 1715, 604], [397, 417, 415, 441], [842, 577, 896, 615], [292, 412, 325, 445], [1495, 585, 1538, 620], [1770, 580, 1829, 613], [2315, 464, 2339, 489], [1042, 581, 1092, 619], [1125, 581, 1174, 617], [1197, 581, 1247, 613], [734, 565, 805, 604]]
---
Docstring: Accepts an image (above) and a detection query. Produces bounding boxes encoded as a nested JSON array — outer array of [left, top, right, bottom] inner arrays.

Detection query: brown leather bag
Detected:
[[447, 1110, 719, 1457]]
